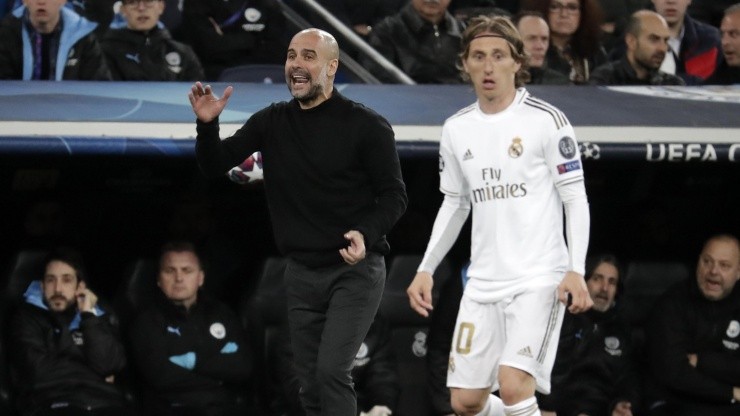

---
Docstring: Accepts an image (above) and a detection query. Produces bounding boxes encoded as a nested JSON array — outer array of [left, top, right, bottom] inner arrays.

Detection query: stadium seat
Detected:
[[1, 250, 48, 310], [620, 260, 691, 358], [621, 260, 691, 326], [218, 64, 286, 83], [379, 255, 453, 416], [113, 258, 159, 329]]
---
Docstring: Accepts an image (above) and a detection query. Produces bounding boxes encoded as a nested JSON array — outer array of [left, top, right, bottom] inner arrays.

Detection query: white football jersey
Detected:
[[439, 88, 584, 302]]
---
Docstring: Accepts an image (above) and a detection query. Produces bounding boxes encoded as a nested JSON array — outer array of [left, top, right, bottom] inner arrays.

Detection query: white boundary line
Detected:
[[1, 122, 739, 144]]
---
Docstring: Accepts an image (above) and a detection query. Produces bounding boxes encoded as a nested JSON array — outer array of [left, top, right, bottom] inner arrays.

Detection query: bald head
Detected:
[[292, 28, 340, 60], [626, 10, 669, 39], [624, 10, 670, 78], [286, 28, 340, 109]]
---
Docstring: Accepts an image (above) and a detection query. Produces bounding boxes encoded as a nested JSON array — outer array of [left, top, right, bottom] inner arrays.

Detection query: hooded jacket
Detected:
[[0, 5, 111, 80], [9, 281, 126, 413]]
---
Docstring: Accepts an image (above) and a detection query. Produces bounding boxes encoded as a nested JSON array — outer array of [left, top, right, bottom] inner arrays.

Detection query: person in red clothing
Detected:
[[652, 0, 723, 84]]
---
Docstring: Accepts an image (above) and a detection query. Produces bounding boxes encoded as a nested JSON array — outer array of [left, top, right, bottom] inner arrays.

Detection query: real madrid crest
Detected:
[[727, 320, 740, 338], [508, 137, 523, 158], [210, 322, 226, 339]]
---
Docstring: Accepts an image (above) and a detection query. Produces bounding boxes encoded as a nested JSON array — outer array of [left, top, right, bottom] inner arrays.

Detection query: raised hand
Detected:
[[188, 81, 233, 123]]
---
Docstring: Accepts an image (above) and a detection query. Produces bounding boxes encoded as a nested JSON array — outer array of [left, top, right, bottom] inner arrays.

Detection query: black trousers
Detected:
[[285, 253, 385, 416]]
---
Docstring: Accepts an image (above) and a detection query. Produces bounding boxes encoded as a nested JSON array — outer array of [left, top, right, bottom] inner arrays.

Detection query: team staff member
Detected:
[[407, 15, 591, 416], [188, 28, 407, 416], [10, 248, 129, 415], [101, 0, 204, 81], [128, 241, 252, 415], [646, 234, 740, 415]]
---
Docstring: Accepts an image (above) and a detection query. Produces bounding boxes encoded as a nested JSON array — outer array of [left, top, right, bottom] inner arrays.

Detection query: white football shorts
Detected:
[[446, 280, 565, 394]]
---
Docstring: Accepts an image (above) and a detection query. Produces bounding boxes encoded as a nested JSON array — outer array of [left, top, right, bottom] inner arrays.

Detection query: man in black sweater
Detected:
[[188, 28, 408, 416]]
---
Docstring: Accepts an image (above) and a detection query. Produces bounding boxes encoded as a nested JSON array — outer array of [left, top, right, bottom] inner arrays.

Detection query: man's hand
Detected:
[[76, 281, 98, 313], [360, 405, 392, 416], [687, 353, 698, 367], [612, 401, 633, 416], [732, 386, 740, 403], [407, 272, 434, 317], [339, 230, 366, 265], [557, 271, 593, 314], [188, 81, 233, 123]]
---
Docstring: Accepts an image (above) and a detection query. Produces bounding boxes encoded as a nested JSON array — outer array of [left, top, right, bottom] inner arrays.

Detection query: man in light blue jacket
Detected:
[[0, 0, 111, 80]]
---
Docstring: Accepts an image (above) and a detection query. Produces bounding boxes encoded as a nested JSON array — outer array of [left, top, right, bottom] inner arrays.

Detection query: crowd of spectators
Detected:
[[0, 0, 737, 84]]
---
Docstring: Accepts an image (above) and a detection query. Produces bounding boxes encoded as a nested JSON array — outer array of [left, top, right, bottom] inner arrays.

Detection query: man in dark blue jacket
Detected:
[[652, 0, 723, 84]]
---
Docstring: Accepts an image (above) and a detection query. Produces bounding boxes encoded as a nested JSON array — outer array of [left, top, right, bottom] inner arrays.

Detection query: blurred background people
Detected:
[[101, 0, 204, 81], [523, 0, 609, 83], [590, 10, 684, 84], [362, 0, 466, 83]]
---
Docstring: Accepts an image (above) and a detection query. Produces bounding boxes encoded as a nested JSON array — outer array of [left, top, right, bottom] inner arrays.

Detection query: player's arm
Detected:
[[408, 131, 470, 317]]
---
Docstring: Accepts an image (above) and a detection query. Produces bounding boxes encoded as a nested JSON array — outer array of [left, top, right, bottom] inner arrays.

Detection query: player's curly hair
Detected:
[[457, 15, 531, 87]]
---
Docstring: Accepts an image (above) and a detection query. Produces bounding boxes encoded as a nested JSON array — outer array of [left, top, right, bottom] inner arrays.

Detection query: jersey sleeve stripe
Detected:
[[524, 98, 568, 129]]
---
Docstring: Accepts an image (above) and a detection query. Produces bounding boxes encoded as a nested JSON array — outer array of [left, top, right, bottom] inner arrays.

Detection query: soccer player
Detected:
[[406, 15, 592, 416]]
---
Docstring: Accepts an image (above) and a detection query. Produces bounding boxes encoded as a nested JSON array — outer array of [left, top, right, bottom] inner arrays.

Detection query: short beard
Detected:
[[293, 64, 329, 104]]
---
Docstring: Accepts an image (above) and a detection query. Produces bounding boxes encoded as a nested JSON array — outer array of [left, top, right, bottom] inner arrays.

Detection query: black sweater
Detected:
[[196, 90, 408, 267]]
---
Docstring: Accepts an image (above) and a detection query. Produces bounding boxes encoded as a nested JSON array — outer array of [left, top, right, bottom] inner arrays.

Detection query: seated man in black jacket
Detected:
[[646, 234, 740, 416], [9, 247, 130, 416], [128, 241, 253, 416], [539, 254, 641, 416], [101, 0, 204, 81], [590, 10, 684, 86]]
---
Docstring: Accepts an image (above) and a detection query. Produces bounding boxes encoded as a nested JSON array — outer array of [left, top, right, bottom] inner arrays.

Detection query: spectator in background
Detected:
[[128, 241, 253, 416], [314, 0, 404, 38], [515, 11, 571, 84], [688, 0, 737, 28], [652, 0, 722, 84], [706, 3, 740, 85], [524, 0, 609, 83], [590, 10, 684, 84], [646, 234, 740, 416], [101, 0, 204, 81], [362, 0, 466, 83], [0, 0, 111, 80], [180, 0, 287, 80], [9, 247, 130, 415], [539, 254, 641, 416], [276, 313, 399, 416], [596, 0, 642, 53]]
